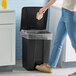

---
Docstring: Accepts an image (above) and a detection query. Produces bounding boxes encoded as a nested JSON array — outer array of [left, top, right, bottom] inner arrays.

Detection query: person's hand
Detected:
[[39, 7, 47, 14]]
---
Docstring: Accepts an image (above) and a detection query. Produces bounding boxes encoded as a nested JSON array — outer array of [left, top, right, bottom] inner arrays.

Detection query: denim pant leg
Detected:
[[48, 17, 67, 68], [64, 11, 76, 52]]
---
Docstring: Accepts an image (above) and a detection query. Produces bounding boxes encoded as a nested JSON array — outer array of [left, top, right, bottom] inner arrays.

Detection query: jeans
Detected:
[[48, 8, 76, 68]]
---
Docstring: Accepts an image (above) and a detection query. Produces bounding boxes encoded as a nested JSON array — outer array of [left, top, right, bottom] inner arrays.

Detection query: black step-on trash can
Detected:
[[20, 7, 52, 70]]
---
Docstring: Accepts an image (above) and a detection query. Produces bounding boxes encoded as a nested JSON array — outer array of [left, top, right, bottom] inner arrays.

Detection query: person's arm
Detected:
[[44, 0, 56, 9], [39, 0, 56, 14]]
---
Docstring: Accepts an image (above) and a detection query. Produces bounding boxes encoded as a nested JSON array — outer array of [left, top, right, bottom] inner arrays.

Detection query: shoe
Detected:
[[68, 72, 76, 76], [35, 64, 52, 73]]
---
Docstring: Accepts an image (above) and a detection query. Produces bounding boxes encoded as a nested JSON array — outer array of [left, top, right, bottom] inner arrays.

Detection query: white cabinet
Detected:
[[49, 2, 76, 67], [0, 10, 16, 66]]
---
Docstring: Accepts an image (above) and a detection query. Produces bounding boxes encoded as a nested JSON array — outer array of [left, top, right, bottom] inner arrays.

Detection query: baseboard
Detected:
[[0, 60, 23, 72]]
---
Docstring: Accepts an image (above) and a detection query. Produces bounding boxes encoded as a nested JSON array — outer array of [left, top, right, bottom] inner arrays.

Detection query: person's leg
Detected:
[[35, 9, 68, 72], [48, 16, 67, 68], [35, 16, 67, 72], [64, 10, 76, 52]]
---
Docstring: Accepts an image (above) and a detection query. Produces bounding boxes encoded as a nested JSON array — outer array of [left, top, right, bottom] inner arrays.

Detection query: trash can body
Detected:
[[20, 7, 52, 70], [22, 38, 51, 70]]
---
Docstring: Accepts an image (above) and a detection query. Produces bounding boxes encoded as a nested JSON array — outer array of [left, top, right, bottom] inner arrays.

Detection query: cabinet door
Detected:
[[0, 25, 15, 66], [64, 35, 76, 62]]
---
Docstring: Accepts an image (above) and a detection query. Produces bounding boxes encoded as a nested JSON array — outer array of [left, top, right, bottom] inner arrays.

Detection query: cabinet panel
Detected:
[[65, 35, 76, 62], [0, 25, 15, 66], [0, 12, 15, 24]]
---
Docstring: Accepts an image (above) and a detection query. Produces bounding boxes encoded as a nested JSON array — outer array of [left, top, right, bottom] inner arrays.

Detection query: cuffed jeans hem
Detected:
[[48, 63, 56, 68]]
